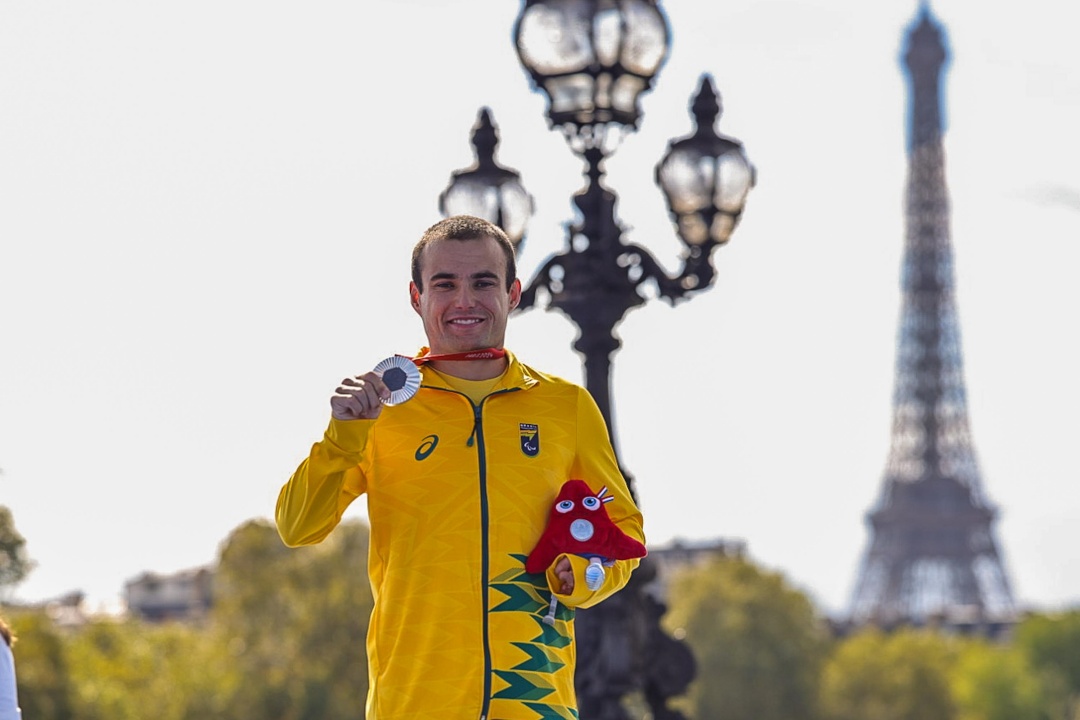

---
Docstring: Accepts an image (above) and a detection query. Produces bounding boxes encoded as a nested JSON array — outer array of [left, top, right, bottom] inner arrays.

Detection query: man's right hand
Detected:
[[331, 372, 391, 420]]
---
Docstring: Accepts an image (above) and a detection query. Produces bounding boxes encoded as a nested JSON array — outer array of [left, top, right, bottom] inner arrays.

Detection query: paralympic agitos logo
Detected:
[[520, 423, 539, 457]]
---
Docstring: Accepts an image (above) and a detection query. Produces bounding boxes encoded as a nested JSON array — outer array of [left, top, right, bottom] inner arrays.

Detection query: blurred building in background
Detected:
[[124, 564, 213, 623]]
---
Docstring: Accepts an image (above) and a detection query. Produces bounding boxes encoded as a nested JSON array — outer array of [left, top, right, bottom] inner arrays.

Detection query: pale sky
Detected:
[[2, 1, 1078, 619]]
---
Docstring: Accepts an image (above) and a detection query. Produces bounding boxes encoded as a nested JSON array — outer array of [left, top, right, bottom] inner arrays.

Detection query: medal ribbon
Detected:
[[399, 348, 506, 366]]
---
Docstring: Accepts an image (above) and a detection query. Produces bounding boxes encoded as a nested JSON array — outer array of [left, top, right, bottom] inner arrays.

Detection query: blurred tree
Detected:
[[209, 517, 373, 720], [1, 515, 374, 720], [1014, 610, 1080, 720], [0, 505, 34, 592], [819, 628, 955, 720], [662, 555, 831, 720], [950, 637, 1054, 720], [1, 609, 75, 720], [63, 618, 215, 720]]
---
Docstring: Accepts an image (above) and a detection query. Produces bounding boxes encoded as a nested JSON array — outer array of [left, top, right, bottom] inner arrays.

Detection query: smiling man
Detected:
[[276, 215, 644, 720]]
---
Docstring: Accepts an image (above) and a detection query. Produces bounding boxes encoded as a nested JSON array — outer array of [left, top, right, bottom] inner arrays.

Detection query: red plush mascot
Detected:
[[526, 479, 646, 624]]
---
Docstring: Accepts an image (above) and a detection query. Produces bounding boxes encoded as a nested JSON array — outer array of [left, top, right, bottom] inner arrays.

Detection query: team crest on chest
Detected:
[[519, 423, 539, 457]]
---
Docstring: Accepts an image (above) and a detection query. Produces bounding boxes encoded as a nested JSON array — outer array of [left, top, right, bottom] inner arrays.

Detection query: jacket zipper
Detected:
[[425, 385, 520, 719], [475, 399, 493, 720], [475, 389, 517, 720]]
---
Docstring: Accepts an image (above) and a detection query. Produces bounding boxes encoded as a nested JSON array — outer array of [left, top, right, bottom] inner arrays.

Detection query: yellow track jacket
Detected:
[[276, 351, 644, 720]]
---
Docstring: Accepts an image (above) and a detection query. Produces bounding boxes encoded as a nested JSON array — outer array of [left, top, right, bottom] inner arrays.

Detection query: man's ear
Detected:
[[508, 278, 522, 311], [409, 282, 422, 314]]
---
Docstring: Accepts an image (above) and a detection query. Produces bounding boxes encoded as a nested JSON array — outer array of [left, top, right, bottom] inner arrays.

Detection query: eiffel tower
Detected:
[[847, 5, 1016, 630]]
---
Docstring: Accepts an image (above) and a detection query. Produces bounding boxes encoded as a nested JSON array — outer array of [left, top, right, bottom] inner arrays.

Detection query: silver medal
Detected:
[[374, 355, 421, 406]]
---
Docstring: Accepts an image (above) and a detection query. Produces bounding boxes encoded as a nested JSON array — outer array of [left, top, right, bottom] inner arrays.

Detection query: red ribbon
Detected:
[[399, 348, 506, 366]]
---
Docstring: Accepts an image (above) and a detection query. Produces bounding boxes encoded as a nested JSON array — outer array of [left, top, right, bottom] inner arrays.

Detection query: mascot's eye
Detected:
[[582, 496, 600, 510], [556, 500, 575, 513]]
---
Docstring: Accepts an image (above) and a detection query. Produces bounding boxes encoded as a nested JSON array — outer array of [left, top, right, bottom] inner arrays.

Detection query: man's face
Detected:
[[410, 236, 521, 355]]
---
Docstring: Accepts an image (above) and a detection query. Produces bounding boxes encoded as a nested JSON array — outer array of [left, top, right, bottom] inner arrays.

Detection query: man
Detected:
[[276, 215, 644, 719]]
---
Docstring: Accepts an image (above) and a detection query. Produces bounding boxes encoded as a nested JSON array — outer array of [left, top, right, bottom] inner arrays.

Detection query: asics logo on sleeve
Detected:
[[415, 435, 439, 461]]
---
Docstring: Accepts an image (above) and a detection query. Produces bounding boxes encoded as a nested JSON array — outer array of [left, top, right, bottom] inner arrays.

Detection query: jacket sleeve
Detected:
[[554, 387, 645, 609], [275, 417, 373, 547]]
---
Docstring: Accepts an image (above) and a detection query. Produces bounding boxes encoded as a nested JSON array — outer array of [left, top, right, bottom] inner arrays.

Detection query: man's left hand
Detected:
[[554, 556, 574, 594]]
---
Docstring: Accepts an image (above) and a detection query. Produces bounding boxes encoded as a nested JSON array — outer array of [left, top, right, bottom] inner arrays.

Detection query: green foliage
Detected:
[[2, 609, 75, 719], [1014, 610, 1080, 720], [0, 505, 34, 592], [951, 637, 1054, 720], [63, 618, 216, 720], [1015, 611, 1080, 693], [208, 517, 373, 720], [819, 628, 956, 720], [5, 516, 373, 720], [663, 555, 831, 720]]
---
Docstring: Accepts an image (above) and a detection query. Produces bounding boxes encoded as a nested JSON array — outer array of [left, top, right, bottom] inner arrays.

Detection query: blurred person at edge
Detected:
[[0, 616, 21, 720], [276, 215, 645, 719]]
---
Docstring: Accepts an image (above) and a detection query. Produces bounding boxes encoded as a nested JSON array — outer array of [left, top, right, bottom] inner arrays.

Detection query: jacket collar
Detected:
[[414, 348, 539, 393]]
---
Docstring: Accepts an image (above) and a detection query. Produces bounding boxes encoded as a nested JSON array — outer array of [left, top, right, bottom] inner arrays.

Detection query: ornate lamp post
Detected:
[[440, 2, 754, 717], [438, 107, 534, 250]]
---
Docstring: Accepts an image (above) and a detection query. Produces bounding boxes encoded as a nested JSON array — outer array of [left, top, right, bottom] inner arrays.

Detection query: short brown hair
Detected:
[[411, 215, 517, 292]]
